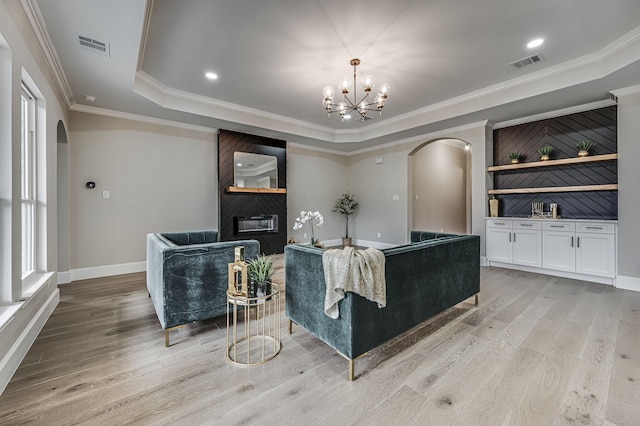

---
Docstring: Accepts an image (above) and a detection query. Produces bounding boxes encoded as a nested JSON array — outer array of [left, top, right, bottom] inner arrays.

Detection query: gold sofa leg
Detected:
[[475, 293, 479, 306], [289, 319, 295, 334], [348, 359, 355, 381], [164, 325, 185, 347]]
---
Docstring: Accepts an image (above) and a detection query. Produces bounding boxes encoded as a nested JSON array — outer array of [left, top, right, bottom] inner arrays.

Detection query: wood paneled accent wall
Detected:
[[492, 106, 617, 219], [218, 130, 287, 254]]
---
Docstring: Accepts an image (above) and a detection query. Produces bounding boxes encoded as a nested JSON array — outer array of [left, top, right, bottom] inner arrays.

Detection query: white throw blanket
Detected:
[[322, 246, 386, 319]]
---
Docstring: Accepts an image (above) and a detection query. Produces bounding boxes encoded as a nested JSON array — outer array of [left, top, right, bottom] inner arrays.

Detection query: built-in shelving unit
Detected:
[[488, 184, 618, 195], [487, 153, 618, 172], [226, 186, 286, 194], [487, 153, 619, 195]]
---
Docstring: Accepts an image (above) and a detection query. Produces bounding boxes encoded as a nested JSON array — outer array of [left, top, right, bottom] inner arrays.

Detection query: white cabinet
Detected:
[[488, 218, 617, 283], [575, 223, 616, 277], [486, 219, 541, 268]]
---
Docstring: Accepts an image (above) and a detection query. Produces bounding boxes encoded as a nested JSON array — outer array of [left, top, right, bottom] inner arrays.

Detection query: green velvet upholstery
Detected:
[[146, 231, 260, 331], [285, 233, 480, 360]]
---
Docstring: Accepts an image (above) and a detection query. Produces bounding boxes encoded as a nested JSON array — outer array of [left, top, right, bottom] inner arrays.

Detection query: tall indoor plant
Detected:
[[333, 193, 359, 246]]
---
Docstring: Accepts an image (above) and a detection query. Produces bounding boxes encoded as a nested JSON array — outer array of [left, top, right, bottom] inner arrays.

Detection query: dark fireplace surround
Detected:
[[218, 130, 287, 254]]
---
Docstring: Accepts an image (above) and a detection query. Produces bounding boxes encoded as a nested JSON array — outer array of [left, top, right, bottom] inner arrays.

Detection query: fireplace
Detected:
[[233, 214, 278, 236]]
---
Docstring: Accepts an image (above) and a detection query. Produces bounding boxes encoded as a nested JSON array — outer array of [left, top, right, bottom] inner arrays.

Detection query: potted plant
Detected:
[[293, 210, 324, 247], [508, 151, 521, 164], [333, 193, 360, 246], [247, 254, 274, 297], [537, 145, 553, 161], [576, 140, 595, 157]]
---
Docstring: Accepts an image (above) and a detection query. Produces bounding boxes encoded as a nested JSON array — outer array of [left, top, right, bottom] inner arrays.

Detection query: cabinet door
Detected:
[[542, 231, 576, 272], [576, 233, 615, 277], [513, 229, 541, 267], [487, 228, 512, 263]]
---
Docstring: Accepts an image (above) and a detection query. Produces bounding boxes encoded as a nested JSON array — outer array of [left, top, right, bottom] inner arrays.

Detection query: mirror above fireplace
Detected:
[[233, 152, 277, 189]]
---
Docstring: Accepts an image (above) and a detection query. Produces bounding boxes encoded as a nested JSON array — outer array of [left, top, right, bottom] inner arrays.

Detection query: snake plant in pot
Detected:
[[333, 193, 360, 247], [247, 254, 274, 297]]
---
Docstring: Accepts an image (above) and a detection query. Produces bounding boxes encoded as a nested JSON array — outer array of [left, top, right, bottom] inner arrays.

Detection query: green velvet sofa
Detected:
[[146, 230, 259, 346], [285, 231, 480, 380]]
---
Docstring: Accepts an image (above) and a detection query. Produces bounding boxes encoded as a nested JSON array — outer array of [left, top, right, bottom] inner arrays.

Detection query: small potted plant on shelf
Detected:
[[247, 254, 274, 298], [537, 145, 553, 161], [508, 151, 521, 164], [576, 140, 596, 157], [332, 193, 360, 247]]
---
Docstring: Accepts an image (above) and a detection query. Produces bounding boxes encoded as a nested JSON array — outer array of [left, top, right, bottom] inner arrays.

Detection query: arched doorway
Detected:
[[56, 120, 70, 279], [410, 138, 471, 234]]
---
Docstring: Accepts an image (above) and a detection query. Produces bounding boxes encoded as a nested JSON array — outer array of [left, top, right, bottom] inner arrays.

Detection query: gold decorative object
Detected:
[[508, 151, 521, 164], [228, 246, 248, 297], [489, 197, 499, 217], [578, 150, 589, 157]]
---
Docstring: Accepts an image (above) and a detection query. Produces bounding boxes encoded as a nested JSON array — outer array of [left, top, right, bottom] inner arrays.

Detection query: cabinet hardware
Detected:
[[513, 233, 516, 242], [495, 222, 506, 225], [586, 226, 603, 230], [577, 237, 580, 248], [520, 224, 533, 227], [571, 236, 574, 247], [509, 232, 511, 242], [550, 225, 564, 228]]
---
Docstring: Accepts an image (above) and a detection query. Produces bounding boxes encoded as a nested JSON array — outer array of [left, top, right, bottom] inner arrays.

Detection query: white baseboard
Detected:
[[0, 288, 59, 395], [57, 271, 71, 284], [480, 256, 488, 267], [615, 275, 640, 292], [58, 261, 147, 284]]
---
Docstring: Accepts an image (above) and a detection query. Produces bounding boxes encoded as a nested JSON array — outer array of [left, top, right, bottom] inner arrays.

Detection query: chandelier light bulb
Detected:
[[361, 75, 375, 92], [338, 77, 352, 94], [322, 85, 335, 100], [374, 94, 385, 109], [378, 83, 390, 98]]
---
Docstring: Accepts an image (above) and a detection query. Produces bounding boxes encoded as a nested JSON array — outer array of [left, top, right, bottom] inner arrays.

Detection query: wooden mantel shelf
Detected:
[[488, 184, 618, 195], [226, 186, 286, 194], [487, 153, 618, 172]]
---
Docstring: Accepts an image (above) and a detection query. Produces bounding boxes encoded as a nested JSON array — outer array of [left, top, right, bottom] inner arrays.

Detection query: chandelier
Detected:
[[322, 58, 390, 122]]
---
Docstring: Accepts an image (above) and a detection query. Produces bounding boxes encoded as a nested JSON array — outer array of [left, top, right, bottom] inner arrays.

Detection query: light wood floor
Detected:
[[1, 256, 639, 425]]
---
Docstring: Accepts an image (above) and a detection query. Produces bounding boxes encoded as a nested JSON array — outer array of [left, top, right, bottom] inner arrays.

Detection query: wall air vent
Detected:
[[510, 53, 543, 69], [77, 34, 110, 56]]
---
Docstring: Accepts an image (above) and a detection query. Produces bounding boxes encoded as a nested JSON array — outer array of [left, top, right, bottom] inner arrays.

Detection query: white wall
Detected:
[[344, 122, 490, 247], [286, 143, 347, 244], [616, 89, 640, 290], [68, 112, 218, 271], [0, 0, 67, 394], [412, 140, 468, 234]]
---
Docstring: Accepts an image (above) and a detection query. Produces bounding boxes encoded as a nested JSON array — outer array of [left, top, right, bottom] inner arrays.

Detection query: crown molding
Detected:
[[133, 71, 343, 142], [493, 99, 617, 130], [70, 103, 218, 134], [19, 0, 74, 108]]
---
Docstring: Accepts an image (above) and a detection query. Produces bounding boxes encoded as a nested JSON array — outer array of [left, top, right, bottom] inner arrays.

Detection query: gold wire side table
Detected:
[[226, 283, 281, 366]]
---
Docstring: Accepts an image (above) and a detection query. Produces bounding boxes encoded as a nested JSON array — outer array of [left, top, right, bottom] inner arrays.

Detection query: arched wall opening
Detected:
[[56, 120, 70, 275], [409, 138, 472, 234]]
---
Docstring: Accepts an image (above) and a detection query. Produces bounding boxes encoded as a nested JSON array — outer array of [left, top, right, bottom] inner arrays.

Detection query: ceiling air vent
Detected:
[[77, 34, 110, 56], [510, 53, 543, 69]]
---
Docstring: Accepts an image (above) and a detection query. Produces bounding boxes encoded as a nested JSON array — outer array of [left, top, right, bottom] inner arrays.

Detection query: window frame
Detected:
[[21, 84, 36, 281]]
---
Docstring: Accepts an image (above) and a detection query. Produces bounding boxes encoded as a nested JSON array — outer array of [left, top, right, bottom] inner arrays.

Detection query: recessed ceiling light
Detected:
[[527, 38, 544, 49], [205, 71, 218, 80], [344, 114, 352, 120]]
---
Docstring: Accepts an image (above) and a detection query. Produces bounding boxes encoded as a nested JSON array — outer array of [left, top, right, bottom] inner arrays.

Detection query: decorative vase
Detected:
[[489, 198, 499, 217], [342, 237, 352, 247], [510, 159, 519, 164], [540, 155, 549, 161], [578, 150, 589, 157]]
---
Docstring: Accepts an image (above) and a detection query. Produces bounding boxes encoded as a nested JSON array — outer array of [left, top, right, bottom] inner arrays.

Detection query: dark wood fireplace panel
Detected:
[[218, 129, 287, 254]]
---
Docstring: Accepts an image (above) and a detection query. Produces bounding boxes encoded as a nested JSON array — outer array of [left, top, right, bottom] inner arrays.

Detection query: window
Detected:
[[21, 84, 36, 280]]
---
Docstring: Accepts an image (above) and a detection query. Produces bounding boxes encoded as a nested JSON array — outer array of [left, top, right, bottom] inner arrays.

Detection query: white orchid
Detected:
[[292, 210, 324, 246]]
